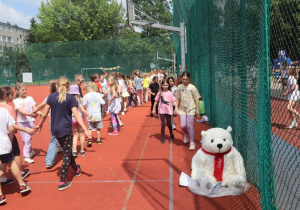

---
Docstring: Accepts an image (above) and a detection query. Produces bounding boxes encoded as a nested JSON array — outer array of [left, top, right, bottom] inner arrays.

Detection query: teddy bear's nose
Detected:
[[217, 144, 223, 149]]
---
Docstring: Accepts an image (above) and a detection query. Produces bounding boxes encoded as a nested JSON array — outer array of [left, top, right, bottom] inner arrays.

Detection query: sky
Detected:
[[0, 0, 127, 29]]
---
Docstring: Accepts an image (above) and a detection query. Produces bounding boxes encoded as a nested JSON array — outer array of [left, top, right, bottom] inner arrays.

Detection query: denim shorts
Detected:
[[88, 121, 103, 130]]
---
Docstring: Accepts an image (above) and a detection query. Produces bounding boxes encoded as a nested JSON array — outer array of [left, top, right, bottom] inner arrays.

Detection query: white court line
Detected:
[[27, 179, 170, 184], [169, 139, 174, 210]]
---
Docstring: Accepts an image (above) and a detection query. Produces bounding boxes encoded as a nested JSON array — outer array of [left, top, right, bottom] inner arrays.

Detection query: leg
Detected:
[[18, 122, 32, 158], [57, 133, 78, 182], [186, 115, 195, 142], [7, 160, 25, 186], [72, 127, 79, 152], [111, 113, 118, 132], [45, 131, 58, 167], [78, 126, 85, 152], [160, 114, 166, 138], [96, 129, 101, 140], [151, 97, 155, 116], [166, 114, 173, 135], [180, 114, 188, 135], [12, 135, 22, 170], [123, 97, 127, 111]]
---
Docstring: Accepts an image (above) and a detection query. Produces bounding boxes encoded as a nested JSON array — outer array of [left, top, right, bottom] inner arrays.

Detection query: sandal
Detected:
[[97, 139, 102, 145], [87, 141, 92, 147]]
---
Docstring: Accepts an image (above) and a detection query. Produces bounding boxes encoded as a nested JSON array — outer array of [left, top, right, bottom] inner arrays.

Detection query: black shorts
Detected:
[[12, 135, 20, 157], [0, 151, 14, 164]]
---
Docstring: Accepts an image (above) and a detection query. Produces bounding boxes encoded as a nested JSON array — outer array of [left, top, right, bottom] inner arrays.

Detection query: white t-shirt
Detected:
[[13, 96, 36, 122], [0, 107, 15, 155], [287, 76, 299, 100], [101, 78, 107, 92], [281, 69, 288, 79]]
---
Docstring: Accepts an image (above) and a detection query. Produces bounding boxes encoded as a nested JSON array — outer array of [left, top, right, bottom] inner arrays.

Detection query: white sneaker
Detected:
[[189, 142, 196, 150], [121, 112, 125, 115], [287, 121, 297, 129], [120, 123, 124, 127], [183, 135, 189, 144], [30, 150, 35, 158], [172, 124, 176, 130], [24, 158, 34, 164]]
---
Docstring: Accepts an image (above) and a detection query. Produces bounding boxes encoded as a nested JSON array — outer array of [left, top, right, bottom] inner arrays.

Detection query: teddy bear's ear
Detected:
[[201, 131, 206, 136], [226, 126, 232, 133]]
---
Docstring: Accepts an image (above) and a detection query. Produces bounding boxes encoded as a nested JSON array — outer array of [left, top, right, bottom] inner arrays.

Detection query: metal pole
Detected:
[[180, 22, 185, 71]]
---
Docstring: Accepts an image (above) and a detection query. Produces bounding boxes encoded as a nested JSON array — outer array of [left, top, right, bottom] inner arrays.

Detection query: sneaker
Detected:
[[58, 182, 72, 191], [22, 169, 30, 179], [109, 124, 113, 127], [75, 165, 81, 177], [87, 141, 92, 147], [29, 150, 35, 158], [161, 137, 165, 144], [81, 151, 86, 156], [120, 123, 124, 127], [183, 135, 189, 144], [0, 195, 6, 204], [19, 185, 31, 194], [72, 151, 78, 157], [189, 142, 196, 150], [109, 131, 119, 136], [121, 112, 125, 115], [170, 133, 174, 140], [46, 165, 53, 169], [97, 139, 102, 145], [24, 158, 34, 164], [172, 124, 176, 130], [1, 179, 16, 187], [155, 115, 159, 119], [118, 128, 122, 132], [150, 113, 153, 117]]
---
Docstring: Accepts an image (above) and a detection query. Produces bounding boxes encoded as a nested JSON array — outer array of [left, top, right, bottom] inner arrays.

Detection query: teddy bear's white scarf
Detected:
[[201, 147, 232, 182]]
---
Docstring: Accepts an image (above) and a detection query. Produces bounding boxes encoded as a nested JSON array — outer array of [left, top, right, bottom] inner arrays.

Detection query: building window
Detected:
[[20, 35, 23, 39], [16, 28, 19, 34], [5, 26, 11, 32], [2, 36, 6, 42], [17, 38, 20, 44], [0, 25, 3, 31], [7, 37, 12, 43]]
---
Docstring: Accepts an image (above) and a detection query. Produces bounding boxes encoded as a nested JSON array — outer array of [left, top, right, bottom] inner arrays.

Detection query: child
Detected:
[[148, 76, 159, 118], [283, 66, 300, 128], [0, 86, 33, 185], [13, 83, 37, 164], [175, 71, 201, 150], [142, 73, 150, 103], [74, 74, 84, 97], [152, 79, 178, 144], [35, 76, 91, 191], [33, 80, 62, 168], [167, 76, 177, 129], [126, 75, 137, 107], [90, 73, 100, 92], [118, 73, 130, 115], [69, 85, 91, 156], [0, 107, 31, 204], [107, 77, 121, 136], [82, 83, 105, 145], [133, 72, 143, 105]]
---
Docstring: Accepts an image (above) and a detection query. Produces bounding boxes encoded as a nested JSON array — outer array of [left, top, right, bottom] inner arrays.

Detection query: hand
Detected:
[[91, 117, 95, 123], [25, 128, 35, 135], [85, 130, 92, 139], [29, 112, 38, 118], [152, 110, 156, 115], [174, 108, 179, 115], [34, 125, 42, 134], [37, 111, 43, 117]]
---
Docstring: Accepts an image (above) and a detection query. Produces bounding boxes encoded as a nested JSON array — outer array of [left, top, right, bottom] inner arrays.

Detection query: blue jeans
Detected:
[[45, 131, 58, 166]]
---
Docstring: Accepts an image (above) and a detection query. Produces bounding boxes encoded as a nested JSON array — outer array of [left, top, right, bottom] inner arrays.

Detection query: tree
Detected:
[[27, 18, 37, 44], [132, 0, 172, 38], [30, 0, 125, 42]]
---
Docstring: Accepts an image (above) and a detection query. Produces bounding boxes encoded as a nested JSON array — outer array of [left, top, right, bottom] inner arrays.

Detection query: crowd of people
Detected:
[[0, 68, 203, 204]]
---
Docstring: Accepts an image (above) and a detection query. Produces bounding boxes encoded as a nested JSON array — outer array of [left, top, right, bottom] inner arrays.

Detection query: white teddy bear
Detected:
[[191, 126, 247, 194]]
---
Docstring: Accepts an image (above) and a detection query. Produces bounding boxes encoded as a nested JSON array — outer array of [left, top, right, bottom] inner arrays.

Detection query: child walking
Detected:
[[69, 84, 92, 156], [283, 66, 300, 128], [0, 107, 31, 204], [152, 79, 178, 144], [118, 73, 130, 115], [82, 83, 105, 146], [175, 71, 200, 150], [35, 76, 91, 191], [13, 83, 37, 164], [107, 77, 121, 136], [148, 76, 159, 118], [167, 77, 178, 129], [133, 72, 143, 105]]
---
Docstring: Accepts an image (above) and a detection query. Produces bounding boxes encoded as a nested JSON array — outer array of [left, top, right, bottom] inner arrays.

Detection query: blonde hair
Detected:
[[83, 82, 92, 91], [15, 83, 25, 98], [57, 76, 70, 103]]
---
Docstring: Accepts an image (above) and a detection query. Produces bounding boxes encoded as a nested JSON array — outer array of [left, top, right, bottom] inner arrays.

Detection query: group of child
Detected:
[[0, 69, 203, 203]]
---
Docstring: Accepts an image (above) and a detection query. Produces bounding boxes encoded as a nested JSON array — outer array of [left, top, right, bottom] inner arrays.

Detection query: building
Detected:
[[0, 21, 29, 53]]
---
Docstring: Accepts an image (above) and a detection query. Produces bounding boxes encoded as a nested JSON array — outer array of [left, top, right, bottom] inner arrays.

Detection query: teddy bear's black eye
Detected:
[[211, 139, 214, 143], [223, 139, 226, 141]]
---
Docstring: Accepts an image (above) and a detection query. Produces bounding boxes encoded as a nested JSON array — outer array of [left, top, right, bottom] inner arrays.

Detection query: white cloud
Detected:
[[0, 0, 34, 29], [9, 0, 45, 7]]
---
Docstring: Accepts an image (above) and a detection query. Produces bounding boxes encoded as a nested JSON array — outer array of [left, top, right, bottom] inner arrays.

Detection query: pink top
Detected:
[[0, 103, 16, 121], [155, 91, 176, 115]]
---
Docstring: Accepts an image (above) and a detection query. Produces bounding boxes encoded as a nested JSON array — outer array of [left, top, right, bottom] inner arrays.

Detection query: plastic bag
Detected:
[[199, 100, 205, 115]]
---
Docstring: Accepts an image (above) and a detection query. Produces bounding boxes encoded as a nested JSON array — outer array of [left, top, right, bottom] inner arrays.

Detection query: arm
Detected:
[[152, 101, 158, 115], [283, 84, 295, 96], [80, 106, 95, 123], [8, 125, 15, 143], [109, 86, 117, 105], [13, 124, 35, 135], [195, 98, 200, 116], [33, 101, 46, 113], [174, 100, 179, 115], [16, 107, 37, 117], [35, 104, 51, 133], [72, 107, 92, 139]]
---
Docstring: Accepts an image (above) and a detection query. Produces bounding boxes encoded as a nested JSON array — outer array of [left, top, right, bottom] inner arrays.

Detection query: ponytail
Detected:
[[57, 76, 70, 103]]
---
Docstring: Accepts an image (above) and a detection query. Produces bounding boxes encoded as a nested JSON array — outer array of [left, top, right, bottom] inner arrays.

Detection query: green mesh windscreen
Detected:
[[270, 1, 300, 210], [173, 0, 277, 209], [0, 42, 17, 86], [23, 36, 172, 84]]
